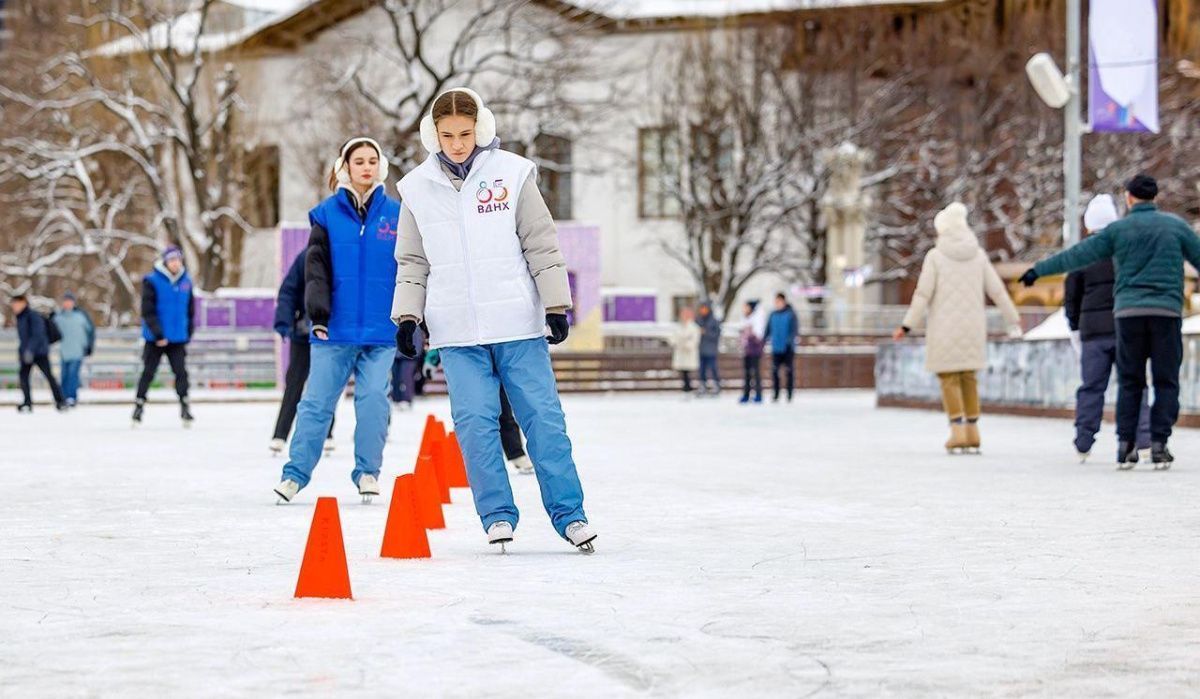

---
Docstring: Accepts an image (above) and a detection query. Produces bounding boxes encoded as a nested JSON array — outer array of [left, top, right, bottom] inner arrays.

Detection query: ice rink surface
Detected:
[[2, 390, 1198, 697]]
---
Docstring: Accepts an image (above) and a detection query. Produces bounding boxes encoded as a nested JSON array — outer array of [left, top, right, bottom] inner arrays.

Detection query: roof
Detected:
[[95, 0, 949, 57]]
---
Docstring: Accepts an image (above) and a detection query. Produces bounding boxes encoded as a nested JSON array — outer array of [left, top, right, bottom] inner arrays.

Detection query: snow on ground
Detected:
[[1, 390, 1198, 697]]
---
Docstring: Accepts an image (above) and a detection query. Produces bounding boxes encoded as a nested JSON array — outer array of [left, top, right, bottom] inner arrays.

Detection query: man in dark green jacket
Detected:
[[1020, 175, 1200, 469]]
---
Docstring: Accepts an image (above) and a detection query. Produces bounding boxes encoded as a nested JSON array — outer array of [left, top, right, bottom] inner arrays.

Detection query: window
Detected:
[[638, 127, 680, 219], [511, 133, 573, 220]]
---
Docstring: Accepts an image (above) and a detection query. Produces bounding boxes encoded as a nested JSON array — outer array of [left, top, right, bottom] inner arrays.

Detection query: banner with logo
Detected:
[[1089, 0, 1159, 133]]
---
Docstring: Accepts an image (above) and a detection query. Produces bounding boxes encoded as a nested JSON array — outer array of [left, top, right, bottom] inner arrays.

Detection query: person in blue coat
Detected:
[[132, 246, 195, 425], [269, 251, 334, 453], [54, 291, 95, 407], [273, 136, 400, 504], [10, 294, 66, 412], [765, 292, 799, 402]]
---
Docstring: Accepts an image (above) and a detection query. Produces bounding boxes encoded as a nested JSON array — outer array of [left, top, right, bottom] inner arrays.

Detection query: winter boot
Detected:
[[945, 419, 970, 454], [1150, 441, 1174, 471], [1116, 440, 1139, 470], [131, 398, 145, 425], [180, 399, 194, 427], [964, 418, 982, 453]]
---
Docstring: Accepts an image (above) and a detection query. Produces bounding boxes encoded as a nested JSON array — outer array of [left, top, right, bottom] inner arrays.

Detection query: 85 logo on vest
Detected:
[[376, 215, 396, 240], [476, 179, 511, 214]]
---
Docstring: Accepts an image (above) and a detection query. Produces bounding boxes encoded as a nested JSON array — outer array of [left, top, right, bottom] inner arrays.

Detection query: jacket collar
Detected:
[[1130, 202, 1158, 214], [337, 182, 383, 215], [154, 259, 186, 284], [416, 149, 495, 189]]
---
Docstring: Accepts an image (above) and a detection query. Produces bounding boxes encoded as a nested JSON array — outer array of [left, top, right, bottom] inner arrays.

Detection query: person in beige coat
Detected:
[[892, 202, 1023, 452], [670, 306, 702, 393]]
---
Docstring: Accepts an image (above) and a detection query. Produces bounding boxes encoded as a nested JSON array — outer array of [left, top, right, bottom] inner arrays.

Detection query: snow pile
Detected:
[[568, 0, 946, 20]]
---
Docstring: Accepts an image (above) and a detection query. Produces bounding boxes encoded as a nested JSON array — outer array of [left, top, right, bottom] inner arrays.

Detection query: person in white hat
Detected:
[[1063, 194, 1150, 462], [391, 88, 595, 553]]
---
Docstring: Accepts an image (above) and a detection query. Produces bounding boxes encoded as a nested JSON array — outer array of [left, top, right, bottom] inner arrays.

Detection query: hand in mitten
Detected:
[[1019, 268, 1039, 287], [546, 313, 570, 345], [396, 319, 418, 358]]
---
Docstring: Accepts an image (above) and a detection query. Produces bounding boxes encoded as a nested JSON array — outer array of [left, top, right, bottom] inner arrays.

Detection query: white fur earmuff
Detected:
[[419, 87, 497, 154], [332, 136, 388, 187]]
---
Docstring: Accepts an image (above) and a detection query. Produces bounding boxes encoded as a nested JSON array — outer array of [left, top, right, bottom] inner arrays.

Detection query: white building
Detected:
[[182, 0, 906, 321]]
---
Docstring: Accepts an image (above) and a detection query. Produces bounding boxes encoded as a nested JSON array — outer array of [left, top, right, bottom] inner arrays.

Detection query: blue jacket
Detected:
[[696, 304, 722, 358], [766, 305, 799, 353], [16, 307, 51, 359], [141, 261, 195, 344], [274, 252, 310, 343], [54, 309, 94, 361], [305, 187, 401, 346]]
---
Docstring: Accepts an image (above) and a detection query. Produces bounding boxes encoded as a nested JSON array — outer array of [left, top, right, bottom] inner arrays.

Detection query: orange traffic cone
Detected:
[[443, 432, 470, 488], [414, 455, 445, 530], [380, 475, 431, 559], [294, 497, 352, 599], [418, 414, 440, 460]]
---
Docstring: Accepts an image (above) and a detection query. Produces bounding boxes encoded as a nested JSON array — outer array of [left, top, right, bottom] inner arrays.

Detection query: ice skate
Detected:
[[1116, 440, 1139, 470], [964, 420, 982, 454], [509, 455, 534, 475], [357, 474, 380, 504], [487, 521, 514, 553], [16, 403, 32, 414], [324, 438, 335, 454], [944, 421, 970, 454], [131, 399, 145, 426], [269, 438, 286, 455], [1076, 449, 1090, 464], [564, 520, 596, 554], [1150, 441, 1174, 471], [274, 479, 300, 504], [180, 399, 194, 428]]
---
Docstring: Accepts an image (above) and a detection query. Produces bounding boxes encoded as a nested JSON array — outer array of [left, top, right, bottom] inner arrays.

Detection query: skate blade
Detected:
[[360, 493, 378, 505], [1116, 462, 1137, 471], [576, 541, 596, 555], [1153, 463, 1173, 471]]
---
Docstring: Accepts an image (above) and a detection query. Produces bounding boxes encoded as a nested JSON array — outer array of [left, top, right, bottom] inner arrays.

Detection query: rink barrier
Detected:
[[876, 337, 1200, 425]]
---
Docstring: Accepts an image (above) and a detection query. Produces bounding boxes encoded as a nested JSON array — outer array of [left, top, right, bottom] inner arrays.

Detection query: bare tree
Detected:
[[292, 0, 618, 177], [1, 0, 254, 298]]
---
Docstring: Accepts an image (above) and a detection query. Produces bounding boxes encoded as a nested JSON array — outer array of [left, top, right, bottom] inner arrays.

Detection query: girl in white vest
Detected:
[[391, 88, 596, 553]]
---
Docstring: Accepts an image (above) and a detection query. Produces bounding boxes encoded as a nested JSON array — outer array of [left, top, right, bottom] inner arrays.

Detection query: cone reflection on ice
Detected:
[[380, 475, 431, 559], [294, 497, 352, 599]]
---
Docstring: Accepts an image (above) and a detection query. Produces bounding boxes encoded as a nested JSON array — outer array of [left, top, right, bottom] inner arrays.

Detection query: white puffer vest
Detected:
[[398, 149, 545, 348]]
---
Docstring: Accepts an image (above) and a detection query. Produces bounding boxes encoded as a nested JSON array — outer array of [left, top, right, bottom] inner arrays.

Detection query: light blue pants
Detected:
[[61, 359, 83, 402], [440, 338, 587, 537], [281, 343, 392, 490]]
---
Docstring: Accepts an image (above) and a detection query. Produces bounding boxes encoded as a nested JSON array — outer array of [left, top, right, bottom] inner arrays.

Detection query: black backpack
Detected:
[[44, 312, 62, 344]]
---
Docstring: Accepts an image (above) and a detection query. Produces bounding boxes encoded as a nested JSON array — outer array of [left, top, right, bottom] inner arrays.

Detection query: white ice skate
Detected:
[[1077, 449, 1090, 464], [358, 474, 380, 504], [269, 438, 286, 456], [487, 521, 514, 553], [509, 455, 534, 475], [564, 520, 596, 554], [324, 438, 335, 454], [274, 479, 300, 504]]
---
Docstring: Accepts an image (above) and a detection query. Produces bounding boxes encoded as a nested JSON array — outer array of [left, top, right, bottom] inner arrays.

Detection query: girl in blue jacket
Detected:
[[274, 137, 401, 504]]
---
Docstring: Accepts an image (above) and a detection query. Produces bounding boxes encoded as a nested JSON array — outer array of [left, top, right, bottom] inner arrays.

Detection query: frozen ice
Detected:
[[1, 391, 1198, 695]]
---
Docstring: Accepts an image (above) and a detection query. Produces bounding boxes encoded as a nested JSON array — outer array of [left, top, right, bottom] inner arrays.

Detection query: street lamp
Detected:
[[1025, 0, 1084, 249]]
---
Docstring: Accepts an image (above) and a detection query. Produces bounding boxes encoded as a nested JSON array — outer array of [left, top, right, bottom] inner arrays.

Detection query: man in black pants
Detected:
[[765, 293, 799, 402], [10, 295, 66, 412], [1022, 174, 1200, 468], [270, 252, 333, 453], [133, 246, 195, 426]]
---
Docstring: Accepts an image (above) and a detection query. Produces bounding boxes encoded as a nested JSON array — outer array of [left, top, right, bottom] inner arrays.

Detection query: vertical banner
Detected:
[[1089, 0, 1159, 133]]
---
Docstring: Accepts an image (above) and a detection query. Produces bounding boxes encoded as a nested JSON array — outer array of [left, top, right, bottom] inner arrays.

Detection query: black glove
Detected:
[[1019, 268, 1039, 287], [546, 313, 569, 345], [396, 319, 418, 358]]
